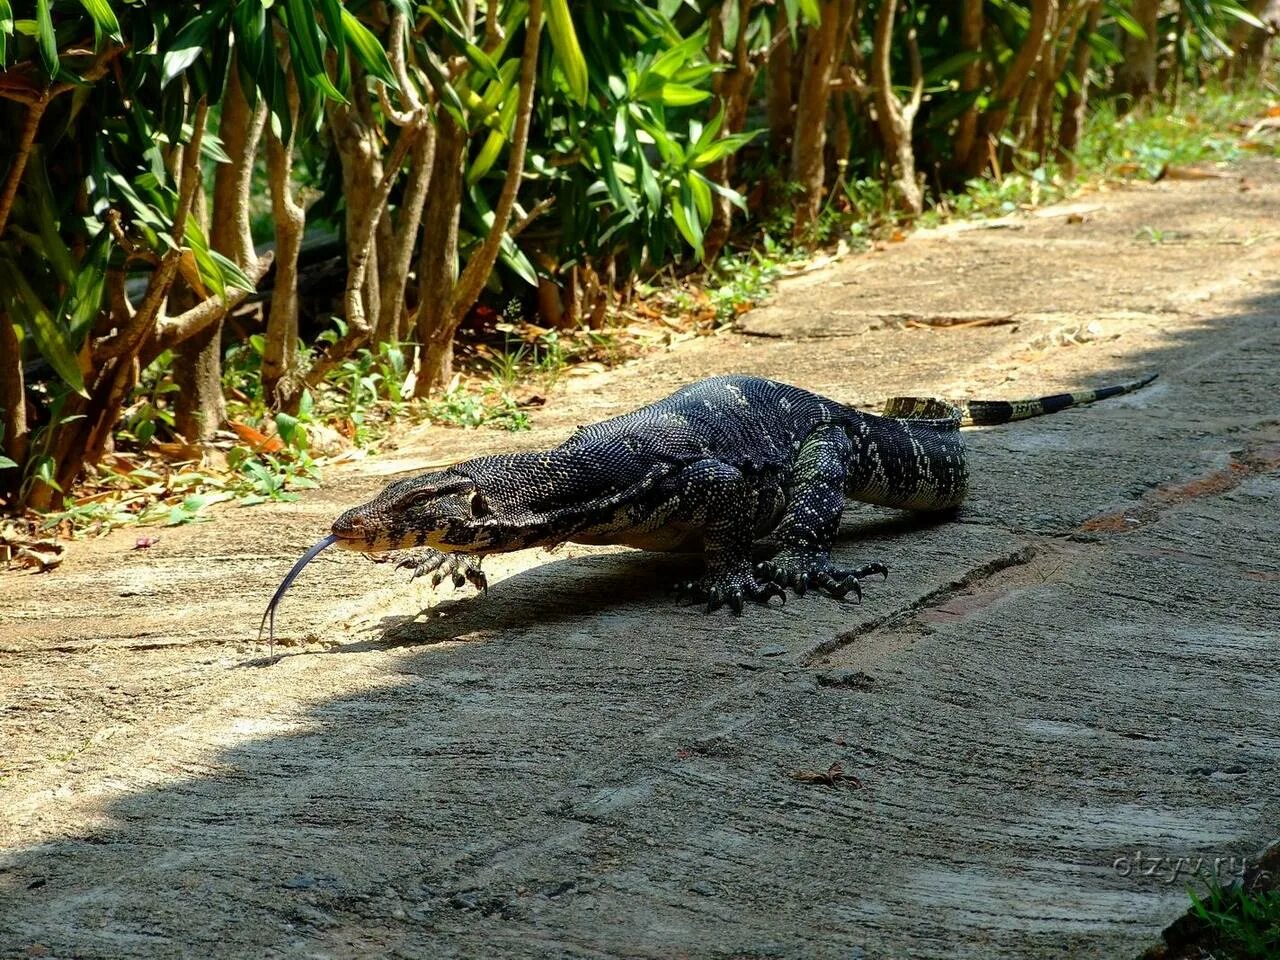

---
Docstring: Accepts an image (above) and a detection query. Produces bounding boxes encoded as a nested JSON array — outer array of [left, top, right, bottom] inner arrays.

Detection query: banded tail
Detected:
[[883, 373, 1157, 427]]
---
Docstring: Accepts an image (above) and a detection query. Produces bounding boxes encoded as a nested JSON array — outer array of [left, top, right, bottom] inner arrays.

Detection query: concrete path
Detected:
[[1, 160, 1278, 959]]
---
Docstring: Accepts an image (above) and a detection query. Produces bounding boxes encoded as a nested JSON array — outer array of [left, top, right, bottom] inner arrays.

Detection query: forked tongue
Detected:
[[259, 534, 339, 655]]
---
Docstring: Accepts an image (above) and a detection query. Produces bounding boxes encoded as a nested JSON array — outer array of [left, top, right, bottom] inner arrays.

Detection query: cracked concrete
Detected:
[[1, 160, 1278, 959]]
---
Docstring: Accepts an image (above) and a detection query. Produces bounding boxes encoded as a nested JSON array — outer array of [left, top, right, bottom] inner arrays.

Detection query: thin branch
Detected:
[[0, 101, 47, 240], [484, 0, 503, 52], [508, 196, 554, 239], [0, 45, 123, 235], [450, 0, 544, 322], [98, 97, 209, 362], [149, 253, 274, 356], [904, 26, 924, 122], [342, 123, 422, 334]]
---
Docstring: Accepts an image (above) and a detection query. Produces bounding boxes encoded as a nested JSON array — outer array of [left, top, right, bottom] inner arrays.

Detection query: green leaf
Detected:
[[691, 130, 758, 168], [162, 6, 223, 87], [658, 82, 709, 107], [593, 128, 637, 215], [0, 261, 87, 397], [546, 0, 588, 106], [468, 89, 518, 184], [669, 187, 702, 257], [688, 172, 712, 223], [1220, 3, 1266, 29], [0, 0, 12, 65], [35, 456, 62, 493], [78, 0, 122, 45], [341, 8, 398, 89], [646, 29, 704, 80], [285, 0, 348, 103], [0, 455, 18, 471], [61, 227, 111, 341], [35, 0, 57, 78], [209, 249, 257, 293], [498, 232, 537, 287]]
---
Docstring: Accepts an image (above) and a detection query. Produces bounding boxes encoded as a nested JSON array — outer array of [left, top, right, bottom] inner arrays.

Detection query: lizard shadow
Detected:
[[305, 507, 953, 656]]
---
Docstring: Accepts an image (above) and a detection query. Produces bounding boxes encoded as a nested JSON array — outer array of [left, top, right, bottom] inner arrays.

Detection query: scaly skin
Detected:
[[329, 373, 1154, 613]]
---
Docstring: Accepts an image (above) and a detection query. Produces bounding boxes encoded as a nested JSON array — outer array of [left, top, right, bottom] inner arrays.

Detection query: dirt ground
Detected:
[[2, 159, 1279, 960]]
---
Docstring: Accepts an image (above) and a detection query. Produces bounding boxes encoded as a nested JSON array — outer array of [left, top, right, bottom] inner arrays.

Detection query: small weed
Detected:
[[708, 239, 798, 322], [487, 340, 527, 391], [1188, 881, 1280, 960], [420, 386, 529, 432]]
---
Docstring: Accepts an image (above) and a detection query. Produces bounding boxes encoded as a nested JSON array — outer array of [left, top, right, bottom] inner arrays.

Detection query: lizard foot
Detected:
[[394, 549, 488, 592], [757, 551, 888, 601], [671, 567, 787, 615]]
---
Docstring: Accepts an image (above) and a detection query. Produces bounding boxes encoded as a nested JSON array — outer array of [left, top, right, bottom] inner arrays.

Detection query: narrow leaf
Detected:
[[341, 8, 398, 89], [0, 0, 12, 65], [35, 0, 57, 77], [0, 261, 87, 397], [78, 0, 122, 45], [546, 0, 588, 106]]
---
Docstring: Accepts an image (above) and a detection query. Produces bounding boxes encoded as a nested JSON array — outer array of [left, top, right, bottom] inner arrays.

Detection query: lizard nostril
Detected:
[[333, 512, 364, 536]]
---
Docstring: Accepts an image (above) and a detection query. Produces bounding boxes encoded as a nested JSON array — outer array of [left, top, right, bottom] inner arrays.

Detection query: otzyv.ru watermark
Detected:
[[1113, 850, 1257, 885]]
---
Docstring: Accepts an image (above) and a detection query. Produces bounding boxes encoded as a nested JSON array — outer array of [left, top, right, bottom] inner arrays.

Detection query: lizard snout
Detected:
[[331, 507, 368, 539]]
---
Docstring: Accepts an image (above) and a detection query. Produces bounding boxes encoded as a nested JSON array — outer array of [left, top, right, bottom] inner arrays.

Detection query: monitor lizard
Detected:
[[261, 372, 1156, 643]]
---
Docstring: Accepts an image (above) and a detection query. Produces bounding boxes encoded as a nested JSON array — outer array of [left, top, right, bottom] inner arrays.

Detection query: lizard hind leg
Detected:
[[757, 424, 889, 601]]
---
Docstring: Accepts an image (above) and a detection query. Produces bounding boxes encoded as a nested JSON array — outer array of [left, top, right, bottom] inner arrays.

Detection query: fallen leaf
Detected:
[[229, 420, 283, 454], [1155, 164, 1229, 182], [134, 536, 160, 549], [11, 541, 65, 572], [789, 761, 862, 789]]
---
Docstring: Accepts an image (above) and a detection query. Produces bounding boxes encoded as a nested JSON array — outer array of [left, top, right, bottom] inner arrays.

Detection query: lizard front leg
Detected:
[[758, 425, 887, 600], [669, 459, 786, 614], [394, 548, 487, 592]]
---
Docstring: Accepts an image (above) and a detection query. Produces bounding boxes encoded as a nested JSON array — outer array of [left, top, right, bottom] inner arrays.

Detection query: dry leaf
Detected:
[[229, 420, 284, 454], [789, 761, 862, 788], [11, 541, 65, 572], [1156, 164, 1228, 182]]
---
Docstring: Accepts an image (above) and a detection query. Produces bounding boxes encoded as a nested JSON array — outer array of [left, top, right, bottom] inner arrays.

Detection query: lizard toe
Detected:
[[763, 549, 886, 600]]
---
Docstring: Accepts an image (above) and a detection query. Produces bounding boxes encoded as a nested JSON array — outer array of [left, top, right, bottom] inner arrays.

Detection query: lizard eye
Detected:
[[402, 490, 438, 511]]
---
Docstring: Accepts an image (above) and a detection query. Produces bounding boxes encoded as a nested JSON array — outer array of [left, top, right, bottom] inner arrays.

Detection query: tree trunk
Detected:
[[1057, 4, 1101, 168], [951, 0, 986, 173], [376, 126, 435, 344], [327, 69, 387, 350], [414, 117, 467, 397], [0, 314, 26, 498], [416, 0, 544, 396], [703, 0, 758, 264], [174, 66, 264, 443], [263, 76, 305, 408], [963, 0, 1055, 177], [790, 0, 842, 237], [870, 1, 924, 215], [766, 9, 795, 162], [1114, 0, 1159, 108]]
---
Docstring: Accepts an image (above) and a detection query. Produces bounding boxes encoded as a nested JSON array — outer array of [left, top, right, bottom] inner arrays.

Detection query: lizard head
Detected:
[[331, 470, 496, 554]]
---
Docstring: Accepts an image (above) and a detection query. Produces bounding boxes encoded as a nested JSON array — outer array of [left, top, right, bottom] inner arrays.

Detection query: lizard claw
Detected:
[[396, 549, 487, 593], [680, 567, 786, 615], [759, 552, 887, 601]]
